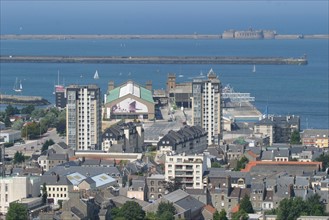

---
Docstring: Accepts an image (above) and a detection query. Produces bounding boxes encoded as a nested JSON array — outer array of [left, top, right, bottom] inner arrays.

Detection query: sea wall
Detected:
[[0, 94, 50, 106]]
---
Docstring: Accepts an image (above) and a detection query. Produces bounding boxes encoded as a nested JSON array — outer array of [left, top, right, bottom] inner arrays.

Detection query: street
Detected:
[[5, 129, 65, 158]]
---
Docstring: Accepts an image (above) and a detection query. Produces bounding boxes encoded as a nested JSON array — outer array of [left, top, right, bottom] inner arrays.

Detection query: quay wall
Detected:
[[0, 94, 50, 105], [0, 55, 308, 65]]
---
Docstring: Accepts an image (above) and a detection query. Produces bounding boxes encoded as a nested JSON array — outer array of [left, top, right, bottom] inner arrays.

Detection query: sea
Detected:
[[0, 39, 328, 130]]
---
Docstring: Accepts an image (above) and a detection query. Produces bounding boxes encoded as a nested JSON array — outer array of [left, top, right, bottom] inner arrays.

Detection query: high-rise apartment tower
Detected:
[[191, 69, 222, 145], [66, 85, 101, 150]]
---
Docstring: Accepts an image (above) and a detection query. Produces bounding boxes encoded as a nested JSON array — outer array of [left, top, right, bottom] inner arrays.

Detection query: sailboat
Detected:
[[13, 78, 23, 92], [252, 65, 256, 73], [94, 70, 99, 79]]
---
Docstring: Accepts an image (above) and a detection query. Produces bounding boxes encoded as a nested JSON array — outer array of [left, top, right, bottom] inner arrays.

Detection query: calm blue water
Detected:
[[0, 39, 328, 130]]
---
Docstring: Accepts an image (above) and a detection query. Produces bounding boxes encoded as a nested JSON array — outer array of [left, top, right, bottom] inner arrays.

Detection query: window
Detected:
[[5, 184, 8, 192], [5, 194, 8, 202], [151, 181, 154, 186]]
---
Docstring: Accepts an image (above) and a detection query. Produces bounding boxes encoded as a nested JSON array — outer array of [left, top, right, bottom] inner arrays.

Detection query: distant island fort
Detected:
[[223, 29, 278, 39]]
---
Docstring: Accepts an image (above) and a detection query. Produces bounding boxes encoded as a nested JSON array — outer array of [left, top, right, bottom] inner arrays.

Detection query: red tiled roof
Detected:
[[231, 204, 240, 213], [203, 204, 217, 214], [241, 161, 322, 172], [247, 150, 258, 158]]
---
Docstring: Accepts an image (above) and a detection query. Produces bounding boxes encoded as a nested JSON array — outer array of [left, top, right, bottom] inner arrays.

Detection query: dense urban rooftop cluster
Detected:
[[0, 69, 328, 219]]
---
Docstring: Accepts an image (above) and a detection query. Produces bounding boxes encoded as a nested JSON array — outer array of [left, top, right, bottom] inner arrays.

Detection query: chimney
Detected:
[[288, 184, 294, 198], [108, 81, 115, 92], [145, 81, 152, 91], [226, 175, 232, 195]]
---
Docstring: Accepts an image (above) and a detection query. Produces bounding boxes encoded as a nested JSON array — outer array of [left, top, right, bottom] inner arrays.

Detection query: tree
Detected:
[[239, 194, 254, 213], [56, 118, 66, 135], [211, 161, 221, 168], [5, 104, 19, 116], [4, 115, 12, 127], [6, 202, 28, 220], [41, 139, 55, 152], [232, 210, 248, 220], [305, 194, 325, 216], [42, 182, 47, 204], [110, 201, 145, 220], [315, 153, 329, 171], [158, 211, 174, 220], [162, 178, 183, 194], [234, 156, 249, 171], [20, 105, 35, 114], [215, 209, 228, 220], [157, 202, 175, 219], [21, 122, 40, 139], [12, 119, 24, 130], [290, 130, 301, 144], [13, 151, 25, 164]]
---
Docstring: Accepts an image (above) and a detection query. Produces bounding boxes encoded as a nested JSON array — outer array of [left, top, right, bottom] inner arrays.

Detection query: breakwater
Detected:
[[0, 55, 307, 65], [0, 34, 328, 40], [0, 94, 50, 106]]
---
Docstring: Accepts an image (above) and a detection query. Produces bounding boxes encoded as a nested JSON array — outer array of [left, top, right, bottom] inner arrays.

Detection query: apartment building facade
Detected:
[[191, 69, 222, 145], [165, 153, 207, 189], [0, 176, 41, 214], [66, 85, 101, 150]]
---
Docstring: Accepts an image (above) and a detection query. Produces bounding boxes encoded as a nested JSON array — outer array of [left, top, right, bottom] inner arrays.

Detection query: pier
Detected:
[[0, 55, 307, 65]]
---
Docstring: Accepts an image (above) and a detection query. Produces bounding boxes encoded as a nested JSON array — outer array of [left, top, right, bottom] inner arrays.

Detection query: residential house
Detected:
[[157, 125, 207, 155], [301, 129, 329, 148], [127, 178, 146, 201], [165, 153, 207, 189], [146, 174, 165, 202], [143, 189, 205, 219], [102, 122, 144, 153]]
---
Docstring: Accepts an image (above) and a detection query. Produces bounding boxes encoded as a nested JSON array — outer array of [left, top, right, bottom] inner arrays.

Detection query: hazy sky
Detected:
[[1, 1, 328, 34]]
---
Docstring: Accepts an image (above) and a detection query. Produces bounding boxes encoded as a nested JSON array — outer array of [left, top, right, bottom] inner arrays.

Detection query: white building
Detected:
[[40, 175, 73, 206], [165, 153, 207, 189], [0, 176, 41, 214], [0, 129, 21, 143], [66, 85, 102, 150]]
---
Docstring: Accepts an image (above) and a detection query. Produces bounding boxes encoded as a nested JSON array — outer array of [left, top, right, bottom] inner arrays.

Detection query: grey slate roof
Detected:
[[41, 175, 72, 186], [175, 195, 205, 213], [44, 165, 121, 177]]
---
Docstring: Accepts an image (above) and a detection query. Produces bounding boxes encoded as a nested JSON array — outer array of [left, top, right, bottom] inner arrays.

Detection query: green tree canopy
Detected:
[[275, 195, 325, 220], [4, 115, 12, 127], [41, 139, 55, 153], [42, 182, 47, 204], [6, 202, 28, 220], [234, 156, 249, 171], [232, 210, 249, 220], [21, 122, 41, 139], [315, 153, 329, 171], [157, 202, 175, 220], [110, 201, 145, 220], [215, 209, 228, 220], [290, 130, 301, 144], [5, 104, 19, 116], [14, 151, 25, 164], [56, 117, 66, 135], [12, 119, 24, 130], [239, 194, 254, 213], [20, 105, 35, 115]]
